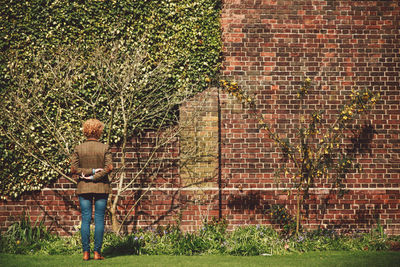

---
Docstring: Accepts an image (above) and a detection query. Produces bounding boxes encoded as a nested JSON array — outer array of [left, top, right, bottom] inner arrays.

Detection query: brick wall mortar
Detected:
[[219, 0, 400, 233], [1, 0, 399, 236]]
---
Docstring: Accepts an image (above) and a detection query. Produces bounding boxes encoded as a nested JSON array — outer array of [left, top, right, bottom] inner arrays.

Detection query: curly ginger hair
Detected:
[[82, 119, 104, 139]]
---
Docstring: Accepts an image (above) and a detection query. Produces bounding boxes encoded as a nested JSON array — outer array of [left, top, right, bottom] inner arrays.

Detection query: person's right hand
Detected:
[[81, 173, 94, 180]]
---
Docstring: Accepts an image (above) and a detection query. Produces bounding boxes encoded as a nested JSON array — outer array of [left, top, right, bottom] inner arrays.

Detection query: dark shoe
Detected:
[[83, 251, 90, 261], [94, 251, 104, 260]]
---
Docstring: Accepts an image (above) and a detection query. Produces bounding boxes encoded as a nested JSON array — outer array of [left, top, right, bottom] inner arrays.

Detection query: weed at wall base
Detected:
[[1, 215, 399, 256]]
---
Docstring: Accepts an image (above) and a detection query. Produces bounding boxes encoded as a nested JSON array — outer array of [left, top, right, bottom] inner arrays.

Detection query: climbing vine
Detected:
[[0, 0, 222, 199]]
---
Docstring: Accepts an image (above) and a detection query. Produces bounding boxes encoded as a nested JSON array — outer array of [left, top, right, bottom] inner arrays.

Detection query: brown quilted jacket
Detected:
[[70, 139, 113, 195]]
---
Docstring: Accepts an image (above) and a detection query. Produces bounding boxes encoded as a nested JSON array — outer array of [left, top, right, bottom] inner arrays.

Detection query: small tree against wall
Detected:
[[89, 40, 213, 233], [1, 38, 212, 234], [220, 78, 379, 235]]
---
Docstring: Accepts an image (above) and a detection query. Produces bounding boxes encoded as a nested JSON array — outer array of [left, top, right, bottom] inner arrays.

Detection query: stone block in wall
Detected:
[[180, 88, 220, 189]]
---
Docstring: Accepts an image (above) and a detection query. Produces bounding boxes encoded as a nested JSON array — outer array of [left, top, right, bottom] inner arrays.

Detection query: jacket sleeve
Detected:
[[92, 146, 113, 182], [70, 149, 93, 176]]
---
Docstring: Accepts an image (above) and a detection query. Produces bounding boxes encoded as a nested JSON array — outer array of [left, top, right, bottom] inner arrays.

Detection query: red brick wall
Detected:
[[219, 0, 400, 234], [1, 0, 399, 235]]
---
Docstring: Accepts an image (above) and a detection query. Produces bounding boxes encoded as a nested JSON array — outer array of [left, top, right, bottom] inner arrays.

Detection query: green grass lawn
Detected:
[[1, 251, 399, 267]]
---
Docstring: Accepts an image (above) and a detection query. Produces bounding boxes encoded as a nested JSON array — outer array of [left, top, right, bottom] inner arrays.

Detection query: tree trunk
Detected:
[[109, 200, 121, 234], [296, 189, 302, 235]]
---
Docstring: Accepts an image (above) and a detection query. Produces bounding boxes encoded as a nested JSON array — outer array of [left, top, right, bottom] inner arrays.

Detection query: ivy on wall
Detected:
[[0, 0, 222, 199]]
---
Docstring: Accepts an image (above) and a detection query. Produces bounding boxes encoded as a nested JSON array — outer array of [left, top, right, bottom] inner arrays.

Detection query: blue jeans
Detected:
[[78, 193, 108, 253]]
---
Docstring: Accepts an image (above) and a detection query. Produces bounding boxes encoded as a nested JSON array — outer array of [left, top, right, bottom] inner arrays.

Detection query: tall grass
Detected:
[[1, 215, 399, 256], [0, 212, 55, 254]]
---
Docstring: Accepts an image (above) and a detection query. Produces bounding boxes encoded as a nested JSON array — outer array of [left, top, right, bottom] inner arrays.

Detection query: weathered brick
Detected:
[[1, 0, 399, 236]]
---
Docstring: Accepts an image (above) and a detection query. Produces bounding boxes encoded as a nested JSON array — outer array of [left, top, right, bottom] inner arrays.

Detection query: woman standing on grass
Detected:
[[70, 119, 113, 261]]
